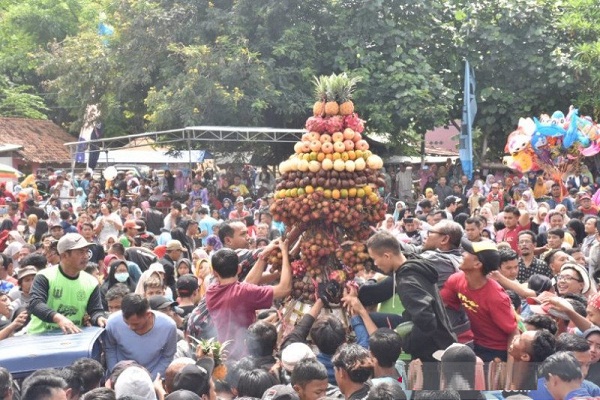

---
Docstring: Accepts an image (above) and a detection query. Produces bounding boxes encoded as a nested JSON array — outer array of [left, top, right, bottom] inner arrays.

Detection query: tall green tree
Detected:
[[454, 0, 579, 160]]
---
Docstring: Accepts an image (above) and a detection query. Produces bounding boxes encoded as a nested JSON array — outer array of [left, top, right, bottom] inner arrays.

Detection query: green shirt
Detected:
[[28, 266, 99, 334]]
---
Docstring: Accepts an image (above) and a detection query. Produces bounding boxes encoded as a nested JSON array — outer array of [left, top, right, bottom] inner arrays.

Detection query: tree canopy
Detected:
[[0, 0, 598, 159]]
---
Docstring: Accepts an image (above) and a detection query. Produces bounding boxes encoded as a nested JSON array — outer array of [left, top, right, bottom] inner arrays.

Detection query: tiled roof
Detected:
[[0, 118, 75, 164]]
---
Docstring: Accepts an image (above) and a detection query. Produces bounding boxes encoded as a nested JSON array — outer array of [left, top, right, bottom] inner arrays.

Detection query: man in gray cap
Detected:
[[27, 233, 107, 334]]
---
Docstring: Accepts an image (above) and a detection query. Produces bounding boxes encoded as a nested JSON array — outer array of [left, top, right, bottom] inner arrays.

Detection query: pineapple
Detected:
[[338, 73, 361, 116], [312, 75, 328, 117], [190, 337, 232, 380], [324, 74, 340, 116]]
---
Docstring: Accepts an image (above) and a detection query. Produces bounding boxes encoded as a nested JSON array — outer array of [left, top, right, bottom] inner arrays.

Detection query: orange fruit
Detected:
[[323, 189, 332, 199], [290, 188, 298, 197], [297, 188, 305, 196], [356, 188, 365, 198], [325, 154, 333, 161], [348, 150, 356, 160], [332, 189, 341, 199], [368, 193, 378, 203], [305, 185, 314, 194], [317, 152, 325, 162], [348, 188, 357, 197], [341, 152, 349, 161], [332, 153, 341, 161], [363, 185, 373, 195], [309, 152, 318, 161], [315, 186, 324, 192]]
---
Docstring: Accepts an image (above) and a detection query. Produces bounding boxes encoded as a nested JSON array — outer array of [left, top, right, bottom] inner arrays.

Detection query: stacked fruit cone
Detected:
[[269, 73, 387, 303]]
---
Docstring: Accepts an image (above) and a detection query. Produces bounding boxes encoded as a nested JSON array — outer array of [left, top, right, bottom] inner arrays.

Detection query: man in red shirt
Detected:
[[228, 196, 250, 220], [205, 240, 291, 360], [441, 238, 518, 362], [579, 194, 599, 216], [495, 205, 530, 252]]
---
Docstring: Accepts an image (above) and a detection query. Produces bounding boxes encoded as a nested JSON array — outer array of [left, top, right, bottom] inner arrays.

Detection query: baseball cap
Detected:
[[580, 193, 592, 200], [281, 342, 316, 372], [177, 274, 199, 297], [148, 295, 183, 315], [235, 196, 244, 204], [57, 233, 92, 255], [461, 237, 500, 271], [165, 390, 201, 400], [261, 385, 300, 400], [172, 363, 213, 397], [444, 195, 461, 207], [560, 262, 591, 294], [432, 343, 476, 362], [50, 222, 63, 229], [166, 240, 186, 252], [148, 262, 166, 274], [114, 366, 157, 400], [124, 220, 141, 229], [17, 265, 37, 281]]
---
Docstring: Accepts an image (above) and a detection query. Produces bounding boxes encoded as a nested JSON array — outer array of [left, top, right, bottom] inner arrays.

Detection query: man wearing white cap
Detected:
[[28, 233, 107, 334]]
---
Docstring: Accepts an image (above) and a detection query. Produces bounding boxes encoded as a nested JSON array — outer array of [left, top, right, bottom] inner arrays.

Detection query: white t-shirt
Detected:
[[96, 214, 122, 244]]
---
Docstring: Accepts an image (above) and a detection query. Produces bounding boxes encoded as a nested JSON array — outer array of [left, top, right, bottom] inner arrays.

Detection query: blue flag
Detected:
[[460, 60, 477, 180]]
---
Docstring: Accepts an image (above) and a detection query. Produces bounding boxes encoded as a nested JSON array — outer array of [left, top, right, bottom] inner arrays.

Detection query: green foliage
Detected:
[[0, 75, 48, 119], [454, 0, 578, 159], [0, 0, 598, 163]]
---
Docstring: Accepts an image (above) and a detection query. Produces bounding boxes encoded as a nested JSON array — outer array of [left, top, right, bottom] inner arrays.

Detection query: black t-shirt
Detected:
[[587, 362, 600, 387], [180, 304, 195, 319], [87, 243, 105, 265]]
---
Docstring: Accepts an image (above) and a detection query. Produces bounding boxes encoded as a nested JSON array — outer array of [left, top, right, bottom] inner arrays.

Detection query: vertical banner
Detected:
[[460, 60, 477, 180]]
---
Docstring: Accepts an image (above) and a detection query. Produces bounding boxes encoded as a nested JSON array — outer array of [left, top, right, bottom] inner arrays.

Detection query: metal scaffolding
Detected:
[[63, 126, 306, 174]]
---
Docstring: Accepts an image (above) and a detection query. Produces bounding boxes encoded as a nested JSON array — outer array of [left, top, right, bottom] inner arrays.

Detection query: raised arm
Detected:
[[272, 239, 292, 300]]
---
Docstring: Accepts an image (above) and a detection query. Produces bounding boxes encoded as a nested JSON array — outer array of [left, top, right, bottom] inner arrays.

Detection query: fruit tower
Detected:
[[269, 73, 387, 304]]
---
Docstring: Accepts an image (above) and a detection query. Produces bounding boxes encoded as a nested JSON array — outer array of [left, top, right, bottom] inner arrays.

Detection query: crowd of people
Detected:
[[2, 161, 600, 399]]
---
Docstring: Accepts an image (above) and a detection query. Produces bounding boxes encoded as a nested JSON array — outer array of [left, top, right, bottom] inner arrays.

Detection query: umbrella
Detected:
[[0, 164, 24, 180]]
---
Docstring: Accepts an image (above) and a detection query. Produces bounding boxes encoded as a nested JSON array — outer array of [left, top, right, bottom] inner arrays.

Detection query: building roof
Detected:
[[0, 118, 74, 164]]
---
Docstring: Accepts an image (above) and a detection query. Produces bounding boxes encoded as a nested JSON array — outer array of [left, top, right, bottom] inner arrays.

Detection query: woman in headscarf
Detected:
[[204, 235, 222, 256], [483, 174, 495, 196], [160, 170, 175, 194], [424, 187, 438, 208], [533, 176, 548, 199], [520, 189, 538, 214], [28, 220, 48, 247], [174, 170, 188, 193], [3, 231, 25, 259], [392, 201, 406, 222], [479, 205, 496, 240], [24, 214, 37, 243], [176, 258, 193, 278], [101, 259, 136, 309]]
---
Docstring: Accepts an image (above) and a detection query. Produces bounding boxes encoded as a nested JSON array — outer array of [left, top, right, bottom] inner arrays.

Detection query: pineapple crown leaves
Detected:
[[313, 72, 362, 103], [189, 336, 233, 364], [313, 75, 329, 102]]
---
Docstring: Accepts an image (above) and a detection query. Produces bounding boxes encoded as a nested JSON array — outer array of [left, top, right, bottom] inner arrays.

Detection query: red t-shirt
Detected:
[[206, 281, 274, 360], [441, 272, 517, 350], [496, 223, 530, 252]]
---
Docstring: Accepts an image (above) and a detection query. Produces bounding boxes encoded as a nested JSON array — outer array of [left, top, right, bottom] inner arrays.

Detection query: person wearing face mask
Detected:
[[101, 259, 136, 310]]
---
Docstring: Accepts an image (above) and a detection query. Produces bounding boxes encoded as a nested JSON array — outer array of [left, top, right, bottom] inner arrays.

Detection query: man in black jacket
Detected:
[[366, 230, 456, 388]]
